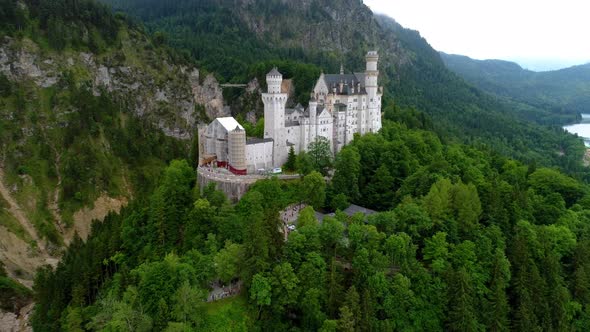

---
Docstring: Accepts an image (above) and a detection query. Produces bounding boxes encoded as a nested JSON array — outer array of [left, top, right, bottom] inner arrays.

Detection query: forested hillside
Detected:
[[32, 114, 590, 330], [0, 0, 220, 316], [441, 52, 590, 124], [100, 0, 587, 174]]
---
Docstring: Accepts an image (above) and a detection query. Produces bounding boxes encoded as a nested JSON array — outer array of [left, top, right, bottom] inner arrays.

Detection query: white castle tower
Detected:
[[262, 67, 288, 167], [308, 96, 318, 144], [365, 51, 382, 132]]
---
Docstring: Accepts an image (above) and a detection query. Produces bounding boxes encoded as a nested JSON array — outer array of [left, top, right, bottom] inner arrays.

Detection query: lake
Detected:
[[563, 114, 590, 147]]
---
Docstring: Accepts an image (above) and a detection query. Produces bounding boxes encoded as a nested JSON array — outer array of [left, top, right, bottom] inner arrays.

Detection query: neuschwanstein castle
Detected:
[[198, 51, 383, 175]]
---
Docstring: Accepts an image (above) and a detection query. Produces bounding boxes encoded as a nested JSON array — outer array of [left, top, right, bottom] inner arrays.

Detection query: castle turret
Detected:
[[228, 126, 247, 175], [266, 67, 282, 94], [365, 51, 379, 92], [262, 67, 289, 167], [365, 51, 381, 132], [309, 96, 318, 144]]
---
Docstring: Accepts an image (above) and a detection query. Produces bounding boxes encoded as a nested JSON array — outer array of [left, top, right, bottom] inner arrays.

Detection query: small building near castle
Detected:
[[199, 51, 383, 174]]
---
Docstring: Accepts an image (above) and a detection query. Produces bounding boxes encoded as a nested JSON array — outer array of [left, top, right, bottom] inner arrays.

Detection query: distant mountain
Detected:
[[512, 58, 590, 72], [441, 53, 590, 123]]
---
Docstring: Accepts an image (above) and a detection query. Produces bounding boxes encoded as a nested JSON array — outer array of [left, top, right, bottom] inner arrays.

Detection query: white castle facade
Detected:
[[199, 51, 383, 175]]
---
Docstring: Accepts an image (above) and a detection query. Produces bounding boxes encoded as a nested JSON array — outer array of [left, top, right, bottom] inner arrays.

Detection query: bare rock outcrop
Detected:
[[191, 70, 229, 120], [0, 37, 229, 141]]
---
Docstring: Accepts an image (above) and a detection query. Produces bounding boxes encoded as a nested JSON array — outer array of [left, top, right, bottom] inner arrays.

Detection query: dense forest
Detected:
[[32, 111, 590, 330]]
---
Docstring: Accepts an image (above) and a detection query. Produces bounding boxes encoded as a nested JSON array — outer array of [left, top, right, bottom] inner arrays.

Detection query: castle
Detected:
[[199, 51, 383, 174]]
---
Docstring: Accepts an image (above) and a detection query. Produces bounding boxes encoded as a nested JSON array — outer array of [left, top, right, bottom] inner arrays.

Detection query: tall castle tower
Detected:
[[262, 67, 288, 167], [308, 96, 318, 144], [365, 51, 382, 132]]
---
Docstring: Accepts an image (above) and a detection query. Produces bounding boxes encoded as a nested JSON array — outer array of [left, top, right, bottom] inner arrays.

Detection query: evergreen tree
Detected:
[[486, 249, 511, 332], [447, 267, 481, 331], [285, 146, 297, 171]]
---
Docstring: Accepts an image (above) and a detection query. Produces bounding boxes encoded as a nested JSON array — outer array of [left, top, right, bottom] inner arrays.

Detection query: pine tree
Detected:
[[486, 249, 511, 332], [447, 267, 481, 331], [285, 146, 296, 171]]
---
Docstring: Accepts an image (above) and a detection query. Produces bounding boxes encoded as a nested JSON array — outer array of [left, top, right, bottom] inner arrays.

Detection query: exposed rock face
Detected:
[[207, 0, 412, 80], [69, 195, 128, 242], [0, 36, 228, 141], [0, 304, 33, 332], [191, 70, 229, 120], [244, 78, 261, 122], [281, 79, 296, 107], [0, 311, 20, 332]]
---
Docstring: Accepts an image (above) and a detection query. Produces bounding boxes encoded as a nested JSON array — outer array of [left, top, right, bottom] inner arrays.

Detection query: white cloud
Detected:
[[364, 0, 590, 69]]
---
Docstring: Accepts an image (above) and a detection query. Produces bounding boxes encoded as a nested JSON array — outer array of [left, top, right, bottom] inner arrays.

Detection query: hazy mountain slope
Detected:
[[441, 52, 590, 122]]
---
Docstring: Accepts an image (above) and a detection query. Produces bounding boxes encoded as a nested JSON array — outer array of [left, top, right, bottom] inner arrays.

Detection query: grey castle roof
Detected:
[[285, 108, 302, 115], [323, 72, 367, 95], [246, 137, 273, 145], [267, 67, 282, 76]]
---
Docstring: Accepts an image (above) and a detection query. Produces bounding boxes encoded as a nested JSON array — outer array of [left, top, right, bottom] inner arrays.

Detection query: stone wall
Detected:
[[197, 169, 256, 202], [196, 168, 300, 202]]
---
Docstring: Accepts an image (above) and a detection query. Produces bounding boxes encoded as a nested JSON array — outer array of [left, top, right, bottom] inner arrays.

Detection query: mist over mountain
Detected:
[[511, 58, 590, 72], [441, 52, 590, 122]]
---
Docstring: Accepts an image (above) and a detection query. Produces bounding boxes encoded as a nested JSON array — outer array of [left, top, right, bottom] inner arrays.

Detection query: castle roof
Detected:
[[246, 137, 273, 145], [285, 108, 303, 115], [267, 67, 282, 77], [322, 72, 367, 95], [215, 117, 244, 132]]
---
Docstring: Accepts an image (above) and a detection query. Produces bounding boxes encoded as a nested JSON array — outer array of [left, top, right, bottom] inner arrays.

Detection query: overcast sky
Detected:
[[364, 0, 590, 71]]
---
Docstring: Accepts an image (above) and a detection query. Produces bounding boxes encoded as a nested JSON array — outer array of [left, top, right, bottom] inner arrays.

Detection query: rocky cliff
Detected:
[[0, 35, 228, 140], [0, 26, 229, 299]]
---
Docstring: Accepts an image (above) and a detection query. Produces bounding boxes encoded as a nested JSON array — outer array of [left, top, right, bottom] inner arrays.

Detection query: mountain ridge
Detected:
[[440, 52, 590, 122]]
